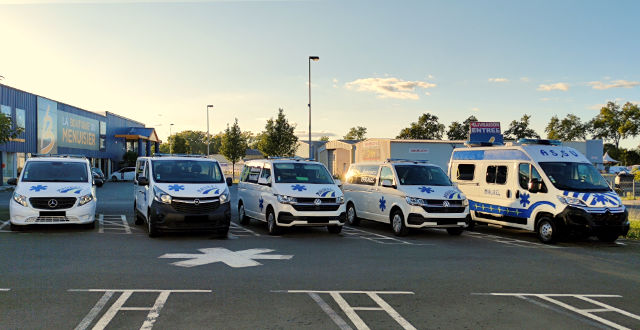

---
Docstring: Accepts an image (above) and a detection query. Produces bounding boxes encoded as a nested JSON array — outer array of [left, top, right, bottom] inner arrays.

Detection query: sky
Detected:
[[1, 0, 639, 148]]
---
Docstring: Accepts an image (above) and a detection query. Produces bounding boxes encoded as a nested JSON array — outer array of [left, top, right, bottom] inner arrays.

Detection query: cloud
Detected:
[[332, 78, 339, 88], [520, 77, 530, 82], [537, 83, 569, 92], [471, 107, 480, 112], [295, 130, 337, 139], [345, 77, 436, 100], [587, 80, 640, 90], [488, 78, 509, 83], [589, 103, 606, 110]]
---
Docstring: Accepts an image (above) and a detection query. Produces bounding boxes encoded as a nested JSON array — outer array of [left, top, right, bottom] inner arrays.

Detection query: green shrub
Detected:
[[627, 221, 640, 240]]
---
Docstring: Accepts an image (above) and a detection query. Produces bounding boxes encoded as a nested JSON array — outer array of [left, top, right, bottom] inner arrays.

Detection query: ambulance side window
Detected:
[[247, 166, 262, 184], [486, 165, 507, 185], [457, 164, 475, 181], [519, 163, 545, 191]]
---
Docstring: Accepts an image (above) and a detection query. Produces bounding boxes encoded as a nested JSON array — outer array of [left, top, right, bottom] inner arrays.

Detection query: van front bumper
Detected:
[[275, 203, 346, 227], [10, 199, 96, 226], [150, 200, 231, 232], [556, 206, 630, 237], [406, 205, 469, 228]]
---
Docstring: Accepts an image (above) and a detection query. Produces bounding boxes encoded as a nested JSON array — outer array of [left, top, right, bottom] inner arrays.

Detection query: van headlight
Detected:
[[462, 198, 469, 206], [557, 195, 586, 207], [78, 193, 94, 206], [405, 196, 424, 206], [154, 186, 172, 204], [336, 196, 345, 204], [220, 189, 230, 204], [276, 195, 296, 204], [13, 192, 28, 207]]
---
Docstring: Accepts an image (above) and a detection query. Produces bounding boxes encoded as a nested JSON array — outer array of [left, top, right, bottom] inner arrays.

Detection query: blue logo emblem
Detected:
[[443, 189, 461, 199], [58, 187, 83, 194], [197, 185, 220, 195], [519, 192, 531, 207], [168, 184, 185, 192], [419, 186, 434, 194], [259, 197, 264, 211], [30, 185, 48, 192], [291, 184, 307, 192], [316, 188, 336, 197], [379, 196, 387, 212]]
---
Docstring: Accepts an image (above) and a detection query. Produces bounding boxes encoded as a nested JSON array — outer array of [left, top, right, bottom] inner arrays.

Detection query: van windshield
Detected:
[[22, 161, 89, 182], [152, 160, 224, 183], [539, 162, 611, 192], [273, 163, 334, 184], [395, 165, 452, 186]]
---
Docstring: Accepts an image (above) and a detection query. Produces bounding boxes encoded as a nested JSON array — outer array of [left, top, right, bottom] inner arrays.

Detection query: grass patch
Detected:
[[627, 220, 640, 240]]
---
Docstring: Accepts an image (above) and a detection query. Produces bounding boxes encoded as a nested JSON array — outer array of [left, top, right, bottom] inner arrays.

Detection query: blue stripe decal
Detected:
[[469, 200, 556, 218], [581, 193, 590, 201], [452, 149, 530, 161], [563, 191, 569, 196], [572, 192, 579, 198]]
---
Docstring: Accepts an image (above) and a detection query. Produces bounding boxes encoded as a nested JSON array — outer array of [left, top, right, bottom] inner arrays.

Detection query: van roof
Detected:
[[451, 144, 590, 163], [246, 158, 322, 165], [27, 156, 88, 163], [140, 156, 220, 162]]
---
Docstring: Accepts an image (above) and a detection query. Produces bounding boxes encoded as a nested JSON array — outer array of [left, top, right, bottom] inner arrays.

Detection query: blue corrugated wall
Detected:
[[0, 85, 37, 153]]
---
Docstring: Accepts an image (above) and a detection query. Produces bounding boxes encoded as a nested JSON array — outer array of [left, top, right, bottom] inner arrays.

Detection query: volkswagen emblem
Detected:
[[314, 198, 322, 206], [194, 199, 200, 205], [48, 199, 58, 208], [442, 200, 450, 208]]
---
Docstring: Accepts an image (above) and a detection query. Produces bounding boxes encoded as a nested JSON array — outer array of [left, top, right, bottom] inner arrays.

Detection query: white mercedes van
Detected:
[[9, 155, 97, 230], [237, 158, 346, 235], [343, 160, 468, 236], [449, 139, 630, 243], [134, 155, 232, 237]]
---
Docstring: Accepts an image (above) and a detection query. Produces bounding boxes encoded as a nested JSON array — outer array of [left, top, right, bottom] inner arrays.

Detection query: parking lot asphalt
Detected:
[[0, 182, 639, 329]]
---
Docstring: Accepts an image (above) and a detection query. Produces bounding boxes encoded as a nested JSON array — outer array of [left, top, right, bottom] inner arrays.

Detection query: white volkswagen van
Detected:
[[9, 155, 97, 230], [343, 160, 468, 236], [449, 140, 630, 243], [237, 158, 346, 235], [134, 155, 232, 237]]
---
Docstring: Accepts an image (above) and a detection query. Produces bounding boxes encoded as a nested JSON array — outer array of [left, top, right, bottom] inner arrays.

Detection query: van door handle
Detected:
[[515, 190, 520, 199], [506, 190, 511, 198]]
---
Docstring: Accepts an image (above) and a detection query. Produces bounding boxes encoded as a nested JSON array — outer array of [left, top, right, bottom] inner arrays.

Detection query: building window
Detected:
[[100, 137, 106, 151], [0, 105, 11, 127], [99, 121, 106, 135], [15, 108, 25, 129]]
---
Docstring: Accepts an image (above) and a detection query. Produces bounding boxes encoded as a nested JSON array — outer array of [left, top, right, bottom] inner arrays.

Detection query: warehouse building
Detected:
[[0, 84, 160, 184], [317, 139, 358, 178]]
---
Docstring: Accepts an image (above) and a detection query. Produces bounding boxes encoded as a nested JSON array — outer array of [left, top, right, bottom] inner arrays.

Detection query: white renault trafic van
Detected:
[[342, 160, 468, 236], [237, 158, 346, 235], [9, 155, 97, 230], [449, 140, 630, 243], [134, 155, 232, 237]]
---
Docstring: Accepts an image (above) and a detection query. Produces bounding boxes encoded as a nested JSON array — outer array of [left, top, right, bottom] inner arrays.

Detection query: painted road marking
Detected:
[[159, 247, 293, 268], [0, 288, 9, 291], [281, 290, 416, 330], [475, 293, 640, 330], [0, 220, 10, 231], [342, 226, 431, 245], [70, 289, 211, 330], [465, 231, 563, 248], [229, 222, 260, 237], [98, 214, 138, 234]]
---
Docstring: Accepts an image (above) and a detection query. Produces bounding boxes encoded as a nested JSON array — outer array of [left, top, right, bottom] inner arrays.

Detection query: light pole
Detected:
[[308, 56, 319, 159], [169, 123, 174, 154], [206, 105, 214, 156]]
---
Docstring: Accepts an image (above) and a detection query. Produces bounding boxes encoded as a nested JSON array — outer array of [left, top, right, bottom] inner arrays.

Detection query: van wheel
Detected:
[[536, 217, 557, 244], [447, 227, 464, 236], [147, 208, 159, 238], [596, 231, 619, 243], [111, 176, 118, 182], [465, 215, 475, 231], [266, 208, 280, 235], [84, 221, 96, 230], [134, 202, 143, 225], [328, 225, 342, 234], [215, 227, 229, 239], [238, 202, 250, 225], [391, 210, 408, 236], [346, 203, 360, 226]]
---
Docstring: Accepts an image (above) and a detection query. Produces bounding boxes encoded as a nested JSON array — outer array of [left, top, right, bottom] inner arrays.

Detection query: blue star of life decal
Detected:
[[419, 186, 434, 194], [291, 184, 307, 192], [30, 185, 47, 192], [259, 197, 264, 211], [168, 184, 185, 192], [591, 193, 616, 206], [379, 196, 387, 212], [519, 192, 531, 207]]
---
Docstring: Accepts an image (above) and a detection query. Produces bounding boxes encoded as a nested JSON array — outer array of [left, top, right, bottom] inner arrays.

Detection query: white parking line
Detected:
[[476, 293, 640, 330], [342, 226, 430, 245], [97, 214, 137, 234], [465, 231, 562, 248], [120, 215, 131, 234], [98, 214, 104, 233], [0, 220, 9, 231], [0, 288, 9, 291], [229, 222, 260, 237]]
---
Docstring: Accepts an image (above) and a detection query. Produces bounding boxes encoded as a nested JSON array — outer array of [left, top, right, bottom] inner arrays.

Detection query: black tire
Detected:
[[465, 215, 475, 231], [536, 217, 558, 244], [134, 202, 143, 225], [83, 221, 96, 230], [346, 203, 360, 226], [111, 176, 118, 182], [596, 231, 619, 243], [215, 227, 229, 239], [266, 208, 280, 235], [10, 223, 25, 231], [96, 181, 104, 187], [447, 227, 464, 236], [391, 209, 408, 236], [328, 225, 342, 234], [147, 208, 159, 238], [238, 202, 250, 225]]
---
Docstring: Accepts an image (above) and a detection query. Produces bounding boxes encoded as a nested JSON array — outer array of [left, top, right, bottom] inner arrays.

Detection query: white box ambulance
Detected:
[[448, 140, 630, 243]]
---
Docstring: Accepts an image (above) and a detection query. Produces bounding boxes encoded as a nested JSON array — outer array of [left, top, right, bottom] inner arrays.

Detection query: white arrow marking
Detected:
[[159, 247, 293, 268]]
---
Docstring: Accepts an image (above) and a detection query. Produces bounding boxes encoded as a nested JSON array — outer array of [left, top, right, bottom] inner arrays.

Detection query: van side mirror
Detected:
[[7, 178, 17, 186], [137, 176, 149, 186], [528, 179, 542, 193], [226, 177, 233, 187], [258, 177, 271, 186], [381, 179, 395, 188], [334, 179, 342, 187]]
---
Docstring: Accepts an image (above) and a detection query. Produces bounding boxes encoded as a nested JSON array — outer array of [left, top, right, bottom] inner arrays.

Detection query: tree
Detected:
[[0, 113, 24, 144], [257, 108, 298, 157], [163, 134, 187, 154], [121, 150, 138, 167], [343, 126, 367, 140], [220, 118, 248, 180], [503, 114, 540, 140], [447, 115, 478, 140], [396, 113, 445, 140], [590, 101, 640, 148], [319, 136, 330, 142], [544, 114, 587, 141]]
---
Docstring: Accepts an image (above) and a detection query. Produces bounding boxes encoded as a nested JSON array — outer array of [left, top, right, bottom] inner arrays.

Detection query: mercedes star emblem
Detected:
[[48, 199, 58, 208]]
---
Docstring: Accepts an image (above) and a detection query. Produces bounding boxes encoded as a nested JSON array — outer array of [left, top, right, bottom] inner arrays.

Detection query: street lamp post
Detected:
[[206, 105, 214, 156], [308, 56, 319, 159], [169, 123, 174, 154]]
